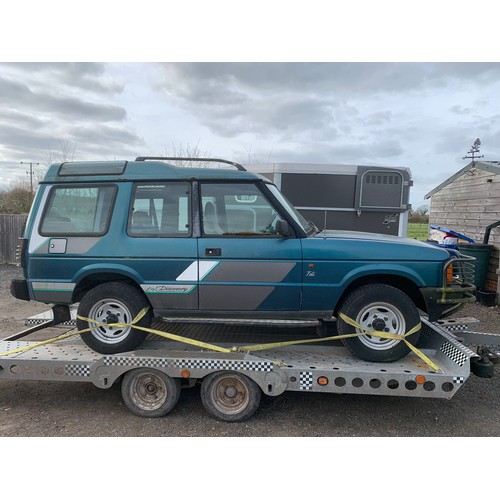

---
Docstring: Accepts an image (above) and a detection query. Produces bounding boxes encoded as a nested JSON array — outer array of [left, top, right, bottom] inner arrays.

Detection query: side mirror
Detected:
[[276, 219, 293, 237]]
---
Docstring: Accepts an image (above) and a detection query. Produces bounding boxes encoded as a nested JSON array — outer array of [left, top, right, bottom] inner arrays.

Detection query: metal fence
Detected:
[[0, 214, 28, 264]]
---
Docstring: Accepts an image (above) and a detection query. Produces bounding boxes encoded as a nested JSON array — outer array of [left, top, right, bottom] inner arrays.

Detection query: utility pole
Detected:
[[20, 161, 40, 196]]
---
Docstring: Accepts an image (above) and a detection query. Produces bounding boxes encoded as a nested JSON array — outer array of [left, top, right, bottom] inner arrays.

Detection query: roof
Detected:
[[42, 159, 263, 183], [425, 160, 500, 199]]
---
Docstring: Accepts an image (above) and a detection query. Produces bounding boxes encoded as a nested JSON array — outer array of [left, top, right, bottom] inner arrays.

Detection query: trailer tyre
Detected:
[[337, 284, 421, 363], [77, 282, 152, 354], [470, 357, 494, 378], [121, 368, 181, 418], [201, 371, 261, 422]]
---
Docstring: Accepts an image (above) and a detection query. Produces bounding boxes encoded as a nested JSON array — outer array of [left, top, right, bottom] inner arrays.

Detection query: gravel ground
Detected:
[[1, 263, 499, 439]]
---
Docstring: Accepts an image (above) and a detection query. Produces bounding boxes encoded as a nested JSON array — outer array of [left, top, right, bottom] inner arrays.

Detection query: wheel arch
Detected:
[[334, 274, 427, 316], [72, 269, 146, 304]]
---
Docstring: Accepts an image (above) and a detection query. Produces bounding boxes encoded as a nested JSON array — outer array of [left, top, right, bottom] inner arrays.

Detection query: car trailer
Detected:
[[0, 309, 498, 422]]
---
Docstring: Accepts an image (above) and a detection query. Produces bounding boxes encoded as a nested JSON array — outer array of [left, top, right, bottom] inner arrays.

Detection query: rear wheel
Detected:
[[201, 371, 261, 422], [337, 284, 421, 362], [77, 282, 152, 354]]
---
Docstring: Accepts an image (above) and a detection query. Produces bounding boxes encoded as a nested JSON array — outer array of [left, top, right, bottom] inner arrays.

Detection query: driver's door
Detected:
[[197, 182, 302, 313]]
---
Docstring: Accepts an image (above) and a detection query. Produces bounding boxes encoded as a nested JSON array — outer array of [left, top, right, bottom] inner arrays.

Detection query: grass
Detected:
[[407, 223, 429, 241]]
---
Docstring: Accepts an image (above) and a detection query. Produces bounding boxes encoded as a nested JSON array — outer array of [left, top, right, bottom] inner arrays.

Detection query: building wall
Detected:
[[429, 168, 500, 293]]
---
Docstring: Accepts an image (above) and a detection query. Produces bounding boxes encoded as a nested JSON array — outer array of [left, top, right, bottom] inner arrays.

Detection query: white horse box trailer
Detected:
[[246, 163, 412, 237]]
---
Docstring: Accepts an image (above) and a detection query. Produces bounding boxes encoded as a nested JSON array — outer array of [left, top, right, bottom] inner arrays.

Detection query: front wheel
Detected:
[[337, 284, 421, 363]]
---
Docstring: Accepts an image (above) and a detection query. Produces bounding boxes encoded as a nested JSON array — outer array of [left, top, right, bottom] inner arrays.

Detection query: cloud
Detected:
[[154, 62, 500, 146], [449, 104, 473, 115], [0, 63, 144, 170], [158, 62, 500, 99], [0, 62, 124, 94], [64, 124, 145, 157], [0, 75, 127, 122], [238, 137, 404, 165]]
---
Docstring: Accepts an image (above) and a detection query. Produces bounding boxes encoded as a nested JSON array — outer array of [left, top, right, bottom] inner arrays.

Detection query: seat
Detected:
[[131, 210, 154, 232], [203, 202, 224, 234]]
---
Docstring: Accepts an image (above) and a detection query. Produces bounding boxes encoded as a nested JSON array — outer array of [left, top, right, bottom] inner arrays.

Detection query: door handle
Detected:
[[205, 248, 222, 257]]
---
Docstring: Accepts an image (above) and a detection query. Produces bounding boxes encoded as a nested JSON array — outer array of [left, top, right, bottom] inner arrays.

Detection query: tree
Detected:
[[42, 139, 77, 167], [0, 140, 79, 214], [162, 142, 214, 168], [0, 179, 34, 214], [409, 205, 429, 223]]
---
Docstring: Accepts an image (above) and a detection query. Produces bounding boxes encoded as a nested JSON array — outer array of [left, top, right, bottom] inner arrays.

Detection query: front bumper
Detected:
[[421, 284, 476, 321], [421, 253, 477, 321]]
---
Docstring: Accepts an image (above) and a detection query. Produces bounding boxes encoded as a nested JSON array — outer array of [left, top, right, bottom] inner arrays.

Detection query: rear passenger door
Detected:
[[197, 182, 302, 313]]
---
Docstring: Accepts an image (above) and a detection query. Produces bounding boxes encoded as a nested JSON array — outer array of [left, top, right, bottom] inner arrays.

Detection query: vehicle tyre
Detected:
[[77, 282, 152, 354], [470, 357, 494, 378], [121, 368, 181, 417], [337, 284, 421, 363], [201, 371, 261, 422]]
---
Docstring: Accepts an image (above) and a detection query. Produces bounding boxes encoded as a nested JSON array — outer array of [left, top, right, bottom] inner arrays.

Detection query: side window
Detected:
[[40, 185, 116, 235], [200, 183, 281, 236], [129, 182, 191, 237]]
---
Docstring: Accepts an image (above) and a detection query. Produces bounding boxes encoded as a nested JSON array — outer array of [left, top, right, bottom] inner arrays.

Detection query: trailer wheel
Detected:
[[121, 368, 181, 418], [77, 282, 152, 354], [470, 357, 494, 378], [201, 371, 261, 422], [337, 284, 421, 363]]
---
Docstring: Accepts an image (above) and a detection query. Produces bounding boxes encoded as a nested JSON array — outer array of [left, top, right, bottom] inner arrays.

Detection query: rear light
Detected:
[[17, 238, 28, 268]]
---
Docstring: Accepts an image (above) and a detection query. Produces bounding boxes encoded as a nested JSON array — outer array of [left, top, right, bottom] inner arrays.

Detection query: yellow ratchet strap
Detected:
[[1, 307, 440, 372]]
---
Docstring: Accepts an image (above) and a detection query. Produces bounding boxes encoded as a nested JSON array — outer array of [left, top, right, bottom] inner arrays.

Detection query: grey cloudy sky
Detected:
[[2, 61, 500, 206], [2, 0, 500, 208]]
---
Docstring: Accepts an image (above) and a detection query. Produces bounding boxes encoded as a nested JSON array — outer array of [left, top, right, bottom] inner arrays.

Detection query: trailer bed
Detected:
[[0, 317, 481, 400]]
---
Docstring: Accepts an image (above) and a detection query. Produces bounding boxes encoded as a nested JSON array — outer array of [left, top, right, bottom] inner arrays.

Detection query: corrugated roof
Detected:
[[425, 161, 500, 199]]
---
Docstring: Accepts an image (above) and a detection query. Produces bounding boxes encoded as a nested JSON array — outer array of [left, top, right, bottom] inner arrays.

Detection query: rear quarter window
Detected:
[[39, 185, 116, 236]]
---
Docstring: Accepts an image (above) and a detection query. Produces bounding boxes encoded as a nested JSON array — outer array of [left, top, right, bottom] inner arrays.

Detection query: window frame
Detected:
[[39, 183, 117, 237], [127, 181, 193, 238], [198, 180, 294, 238]]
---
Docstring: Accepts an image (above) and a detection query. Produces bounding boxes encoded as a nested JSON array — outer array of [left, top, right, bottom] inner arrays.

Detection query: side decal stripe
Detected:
[[176, 260, 219, 282]]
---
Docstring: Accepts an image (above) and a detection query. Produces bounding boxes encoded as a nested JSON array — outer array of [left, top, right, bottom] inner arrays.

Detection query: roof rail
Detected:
[[134, 156, 247, 172]]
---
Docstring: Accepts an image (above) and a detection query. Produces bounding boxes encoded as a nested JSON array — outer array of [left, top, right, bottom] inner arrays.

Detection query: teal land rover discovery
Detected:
[[11, 157, 475, 361]]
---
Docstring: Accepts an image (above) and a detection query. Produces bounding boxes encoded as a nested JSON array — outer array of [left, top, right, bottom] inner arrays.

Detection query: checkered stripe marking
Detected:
[[453, 376, 465, 384], [441, 324, 469, 332], [299, 371, 313, 390], [175, 359, 273, 372], [436, 328, 477, 357], [104, 357, 172, 368], [440, 342, 468, 367], [65, 364, 91, 377], [103, 356, 273, 372]]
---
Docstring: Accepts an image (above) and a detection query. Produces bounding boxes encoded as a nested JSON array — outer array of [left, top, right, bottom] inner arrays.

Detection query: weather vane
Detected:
[[463, 138, 484, 162]]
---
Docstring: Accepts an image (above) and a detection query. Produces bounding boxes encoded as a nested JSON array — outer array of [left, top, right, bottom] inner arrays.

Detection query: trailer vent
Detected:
[[359, 170, 404, 209], [365, 174, 400, 185]]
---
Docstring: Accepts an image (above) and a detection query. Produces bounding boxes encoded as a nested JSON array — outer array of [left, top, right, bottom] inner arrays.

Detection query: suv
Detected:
[[11, 157, 475, 362]]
